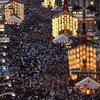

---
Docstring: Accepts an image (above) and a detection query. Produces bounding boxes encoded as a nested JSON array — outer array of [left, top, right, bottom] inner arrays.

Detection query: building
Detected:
[[70, 0, 95, 7], [52, 0, 78, 37], [42, 0, 56, 8], [74, 13, 96, 38], [5, 0, 24, 21], [72, 0, 97, 39]]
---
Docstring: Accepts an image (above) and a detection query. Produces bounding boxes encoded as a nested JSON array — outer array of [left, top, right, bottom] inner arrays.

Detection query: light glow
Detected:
[[68, 44, 97, 80], [5, 1, 24, 23], [42, 0, 56, 8], [52, 13, 78, 37]]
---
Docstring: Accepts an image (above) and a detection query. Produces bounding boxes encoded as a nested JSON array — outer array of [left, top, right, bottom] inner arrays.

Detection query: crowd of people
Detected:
[[0, 0, 100, 100]]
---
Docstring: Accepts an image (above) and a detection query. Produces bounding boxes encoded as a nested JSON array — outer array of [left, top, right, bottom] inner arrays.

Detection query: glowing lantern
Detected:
[[68, 44, 97, 80], [52, 0, 79, 37], [5, 0, 24, 22], [42, 0, 56, 8], [82, 84, 91, 95]]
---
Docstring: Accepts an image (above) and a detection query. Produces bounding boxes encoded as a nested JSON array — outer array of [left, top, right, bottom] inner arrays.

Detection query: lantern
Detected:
[[5, 0, 24, 21], [42, 0, 56, 8]]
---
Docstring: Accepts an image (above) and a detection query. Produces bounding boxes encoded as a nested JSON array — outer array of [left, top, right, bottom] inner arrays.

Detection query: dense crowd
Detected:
[[0, 0, 100, 100], [0, 71, 100, 100]]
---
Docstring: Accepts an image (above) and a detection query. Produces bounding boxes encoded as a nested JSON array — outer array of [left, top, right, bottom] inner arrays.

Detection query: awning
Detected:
[[6, 16, 22, 24], [75, 77, 100, 89], [53, 34, 72, 44]]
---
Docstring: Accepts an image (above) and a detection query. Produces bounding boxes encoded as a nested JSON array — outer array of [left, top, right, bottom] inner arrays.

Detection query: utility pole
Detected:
[[81, 0, 87, 42]]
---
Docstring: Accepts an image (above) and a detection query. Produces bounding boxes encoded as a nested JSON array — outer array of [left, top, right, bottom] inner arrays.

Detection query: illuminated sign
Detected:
[[0, 37, 10, 43], [0, 24, 5, 32], [0, 66, 10, 72]]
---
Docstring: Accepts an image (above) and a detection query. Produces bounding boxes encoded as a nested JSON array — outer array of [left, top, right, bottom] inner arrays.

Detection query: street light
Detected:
[[1, 59, 5, 63], [2, 52, 6, 56], [90, 1, 94, 5], [7, 83, 11, 87], [0, 92, 15, 97], [0, 45, 7, 48], [4, 34, 7, 37]]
